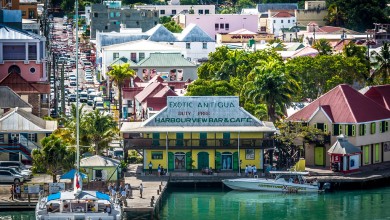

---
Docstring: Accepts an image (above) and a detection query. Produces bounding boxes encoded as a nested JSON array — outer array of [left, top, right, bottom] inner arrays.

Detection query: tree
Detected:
[[84, 110, 119, 155], [371, 42, 390, 84], [32, 135, 76, 183], [185, 79, 238, 96], [325, 4, 345, 27], [107, 63, 135, 119], [313, 39, 332, 55], [244, 59, 299, 122]]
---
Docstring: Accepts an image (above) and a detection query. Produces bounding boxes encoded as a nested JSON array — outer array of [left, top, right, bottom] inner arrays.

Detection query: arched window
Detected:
[[8, 65, 21, 74]]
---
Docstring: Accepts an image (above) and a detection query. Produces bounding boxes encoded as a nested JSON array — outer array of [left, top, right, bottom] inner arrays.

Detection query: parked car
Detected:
[[68, 94, 77, 102], [79, 92, 88, 103], [0, 167, 31, 180], [0, 170, 24, 183]]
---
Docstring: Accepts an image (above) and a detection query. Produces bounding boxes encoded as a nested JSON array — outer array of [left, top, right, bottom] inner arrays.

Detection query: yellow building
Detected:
[[121, 96, 276, 173]]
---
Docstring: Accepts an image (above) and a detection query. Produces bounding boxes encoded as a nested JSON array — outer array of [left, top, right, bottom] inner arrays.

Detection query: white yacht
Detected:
[[222, 171, 322, 193]]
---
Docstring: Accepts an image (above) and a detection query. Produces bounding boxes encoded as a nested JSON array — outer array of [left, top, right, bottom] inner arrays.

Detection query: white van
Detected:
[[93, 97, 103, 109]]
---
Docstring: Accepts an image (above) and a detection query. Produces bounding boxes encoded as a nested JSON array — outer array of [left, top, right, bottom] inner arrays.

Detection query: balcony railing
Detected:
[[127, 138, 265, 149]]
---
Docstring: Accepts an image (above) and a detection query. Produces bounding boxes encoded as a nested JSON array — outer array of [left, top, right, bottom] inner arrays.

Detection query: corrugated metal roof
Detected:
[[134, 81, 163, 102], [0, 72, 50, 94], [137, 53, 196, 67], [257, 3, 298, 13], [80, 155, 119, 167], [0, 24, 44, 40], [109, 56, 137, 67], [0, 86, 32, 108], [104, 39, 184, 52], [363, 85, 390, 110], [328, 135, 361, 155], [146, 24, 177, 42], [288, 84, 390, 123], [177, 24, 214, 42]]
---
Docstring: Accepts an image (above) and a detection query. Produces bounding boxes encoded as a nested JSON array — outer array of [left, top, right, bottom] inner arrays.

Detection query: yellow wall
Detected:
[[239, 149, 263, 170]]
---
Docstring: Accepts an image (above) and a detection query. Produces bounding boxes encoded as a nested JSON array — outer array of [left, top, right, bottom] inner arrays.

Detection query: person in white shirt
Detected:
[[139, 183, 144, 198], [252, 165, 257, 177], [121, 190, 127, 207]]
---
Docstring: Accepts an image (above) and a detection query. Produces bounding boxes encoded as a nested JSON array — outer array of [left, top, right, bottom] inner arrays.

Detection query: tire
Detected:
[[14, 179, 20, 184]]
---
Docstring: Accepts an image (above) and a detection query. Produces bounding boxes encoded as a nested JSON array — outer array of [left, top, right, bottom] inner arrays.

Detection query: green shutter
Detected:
[[380, 122, 383, 133], [314, 123, 317, 129], [200, 133, 207, 147], [339, 124, 342, 135], [223, 133, 230, 146], [324, 124, 328, 133], [168, 152, 174, 171], [215, 152, 221, 170], [186, 152, 192, 170], [333, 124, 338, 136], [152, 133, 160, 146], [371, 123, 376, 134], [233, 152, 238, 171], [386, 121, 389, 132], [363, 124, 366, 135], [345, 125, 349, 136], [176, 133, 183, 146], [352, 125, 356, 136], [375, 144, 380, 162], [364, 145, 369, 164]]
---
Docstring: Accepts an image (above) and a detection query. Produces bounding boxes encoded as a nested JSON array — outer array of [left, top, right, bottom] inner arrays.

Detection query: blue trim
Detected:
[[47, 192, 61, 201], [96, 191, 110, 201], [0, 148, 31, 160]]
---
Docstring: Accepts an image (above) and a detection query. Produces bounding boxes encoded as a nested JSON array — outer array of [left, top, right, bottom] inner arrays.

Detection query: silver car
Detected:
[[0, 170, 24, 184]]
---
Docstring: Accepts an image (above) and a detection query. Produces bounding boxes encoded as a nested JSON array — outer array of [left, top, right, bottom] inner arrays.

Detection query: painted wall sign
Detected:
[[145, 96, 263, 127]]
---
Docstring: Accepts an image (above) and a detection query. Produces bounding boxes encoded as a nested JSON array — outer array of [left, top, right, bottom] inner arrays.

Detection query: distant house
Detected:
[[267, 11, 296, 37], [134, 4, 216, 17], [287, 84, 390, 167], [0, 24, 47, 82], [361, 85, 390, 110], [0, 107, 57, 163], [80, 155, 120, 181]]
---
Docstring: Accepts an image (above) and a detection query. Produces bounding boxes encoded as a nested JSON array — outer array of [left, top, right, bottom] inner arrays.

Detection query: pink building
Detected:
[[0, 24, 47, 82], [177, 14, 258, 39]]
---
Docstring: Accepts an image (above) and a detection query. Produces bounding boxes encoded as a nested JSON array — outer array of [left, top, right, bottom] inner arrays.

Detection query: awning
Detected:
[[96, 191, 110, 201], [47, 192, 60, 201], [60, 169, 87, 179]]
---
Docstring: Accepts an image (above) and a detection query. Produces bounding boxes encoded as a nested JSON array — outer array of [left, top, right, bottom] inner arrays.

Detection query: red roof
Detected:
[[0, 72, 50, 94], [134, 81, 163, 103], [363, 85, 390, 110], [272, 11, 293, 18], [288, 84, 390, 123]]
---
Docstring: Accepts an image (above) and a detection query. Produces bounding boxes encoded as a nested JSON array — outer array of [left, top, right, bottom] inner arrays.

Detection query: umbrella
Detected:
[[60, 169, 87, 179]]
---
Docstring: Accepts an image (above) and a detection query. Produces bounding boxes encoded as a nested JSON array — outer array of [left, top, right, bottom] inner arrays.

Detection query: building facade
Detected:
[[121, 96, 276, 173], [90, 3, 159, 39], [287, 84, 390, 167], [267, 11, 296, 37], [295, 1, 327, 26], [134, 4, 215, 17]]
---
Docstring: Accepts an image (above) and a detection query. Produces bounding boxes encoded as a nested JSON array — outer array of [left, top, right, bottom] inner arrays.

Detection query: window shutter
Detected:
[[352, 125, 356, 136], [314, 123, 317, 129], [324, 124, 328, 133], [380, 122, 383, 133], [371, 123, 376, 134], [386, 121, 389, 132], [339, 125, 342, 135], [345, 125, 348, 136], [364, 124, 366, 135]]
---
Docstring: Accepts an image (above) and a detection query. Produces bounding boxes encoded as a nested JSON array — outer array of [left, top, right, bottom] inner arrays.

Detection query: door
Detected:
[[364, 145, 370, 165], [221, 153, 233, 170], [168, 152, 174, 171], [185, 152, 192, 171], [314, 147, 324, 166], [197, 152, 209, 169], [215, 152, 221, 170], [174, 153, 185, 170]]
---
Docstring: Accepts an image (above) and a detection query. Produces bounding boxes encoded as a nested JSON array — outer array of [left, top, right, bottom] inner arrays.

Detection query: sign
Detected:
[[49, 183, 65, 194], [23, 184, 43, 194], [384, 142, 390, 152], [145, 97, 263, 127]]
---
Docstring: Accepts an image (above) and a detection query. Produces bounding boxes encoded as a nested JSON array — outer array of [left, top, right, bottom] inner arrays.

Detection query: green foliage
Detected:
[[107, 63, 136, 119], [127, 150, 143, 163], [185, 79, 238, 96], [32, 135, 76, 182], [313, 39, 332, 55], [325, 0, 389, 32], [163, 21, 183, 33], [371, 42, 390, 84]]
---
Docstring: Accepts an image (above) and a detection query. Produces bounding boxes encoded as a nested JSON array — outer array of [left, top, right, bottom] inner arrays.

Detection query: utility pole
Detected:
[[54, 55, 59, 117], [61, 63, 65, 115]]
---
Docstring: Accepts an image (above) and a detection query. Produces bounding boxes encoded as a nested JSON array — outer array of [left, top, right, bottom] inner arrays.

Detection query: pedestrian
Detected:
[[139, 183, 143, 198], [15, 184, 20, 199], [121, 190, 127, 207], [148, 161, 153, 175], [108, 183, 112, 196], [128, 183, 133, 198], [157, 164, 161, 177], [248, 164, 253, 177], [253, 165, 257, 177], [245, 165, 249, 177], [111, 188, 116, 202], [9, 185, 14, 200]]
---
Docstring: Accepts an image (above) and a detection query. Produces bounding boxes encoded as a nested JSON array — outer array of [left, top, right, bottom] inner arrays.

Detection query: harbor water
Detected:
[[1, 186, 390, 220]]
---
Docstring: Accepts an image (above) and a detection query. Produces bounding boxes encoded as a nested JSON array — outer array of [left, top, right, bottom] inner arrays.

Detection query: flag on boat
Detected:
[[73, 171, 83, 194]]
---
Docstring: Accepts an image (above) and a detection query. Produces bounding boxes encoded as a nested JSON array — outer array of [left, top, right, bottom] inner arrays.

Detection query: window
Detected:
[[28, 133, 37, 142], [110, 12, 114, 18], [359, 124, 366, 136], [202, 42, 207, 49], [200, 133, 207, 147], [160, 10, 165, 15], [105, 26, 108, 30], [220, 23, 224, 29], [288, 20, 290, 23], [151, 151, 163, 160], [345, 125, 355, 137], [215, 23, 219, 30], [113, 52, 119, 59], [186, 43, 191, 49], [172, 10, 176, 14], [131, 53, 136, 62], [245, 149, 255, 160], [0, 134, 4, 143], [94, 13, 98, 17], [314, 123, 327, 132], [333, 124, 341, 136], [281, 20, 284, 23], [176, 133, 183, 146], [371, 122, 376, 134], [380, 121, 389, 133], [30, 67, 36, 74], [205, 9, 210, 14], [273, 20, 276, 23], [139, 52, 145, 61], [225, 23, 229, 30], [223, 132, 230, 146], [116, 12, 120, 17], [198, 9, 204, 14], [152, 133, 160, 146]]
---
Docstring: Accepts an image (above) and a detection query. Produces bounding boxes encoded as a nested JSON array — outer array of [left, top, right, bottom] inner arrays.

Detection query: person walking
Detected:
[[245, 165, 249, 177], [253, 165, 257, 177], [9, 185, 14, 200], [157, 164, 161, 177], [121, 190, 127, 207], [108, 183, 112, 196], [15, 184, 20, 199], [139, 183, 144, 198], [148, 161, 153, 175]]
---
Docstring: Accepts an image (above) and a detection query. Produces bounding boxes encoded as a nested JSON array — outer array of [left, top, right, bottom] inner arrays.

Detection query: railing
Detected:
[[19, 135, 40, 152], [127, 138, 264, 148]]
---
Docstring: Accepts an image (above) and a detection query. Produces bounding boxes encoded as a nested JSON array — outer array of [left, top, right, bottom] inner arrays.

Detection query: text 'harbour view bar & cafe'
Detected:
[[121, 96, 276, 173]]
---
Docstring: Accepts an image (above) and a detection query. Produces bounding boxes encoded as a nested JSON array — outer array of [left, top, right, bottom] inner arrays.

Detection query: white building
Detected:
[[268, 11, 296, 37], [85, 5, 91, 25], [134, 4, 215, 17]]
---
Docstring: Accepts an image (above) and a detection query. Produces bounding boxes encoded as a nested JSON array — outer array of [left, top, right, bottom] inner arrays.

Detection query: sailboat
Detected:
[[35, 1, 122, 219]]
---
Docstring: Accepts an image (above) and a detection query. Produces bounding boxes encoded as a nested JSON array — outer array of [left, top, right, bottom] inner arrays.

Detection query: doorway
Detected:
[[314, 146, 324, 166], [197, 152, 209, 169], [174, 152, 186, 170], [221, 152, 233, 170]]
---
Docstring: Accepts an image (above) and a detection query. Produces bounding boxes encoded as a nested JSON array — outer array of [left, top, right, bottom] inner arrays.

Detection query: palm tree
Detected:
[[84, 109, 119, 155], [325, 4, 345, 27], [107, 63, 135, 119], [371, 42, 390, 84], [215, 50, 248, 81], [243, 59, 299, 122], [313, 39, 333, 55], [32, 135, 76, 182]]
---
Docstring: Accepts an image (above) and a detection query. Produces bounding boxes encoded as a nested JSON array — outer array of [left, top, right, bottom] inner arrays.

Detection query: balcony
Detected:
[[126, 138, 264, 149]]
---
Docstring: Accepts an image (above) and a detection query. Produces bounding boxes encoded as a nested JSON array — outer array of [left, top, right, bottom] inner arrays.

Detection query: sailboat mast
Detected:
[[75, 0, 80, 172]]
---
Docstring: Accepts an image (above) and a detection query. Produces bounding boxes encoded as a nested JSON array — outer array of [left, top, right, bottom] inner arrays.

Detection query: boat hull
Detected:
[[222, 178, 320, 192]]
